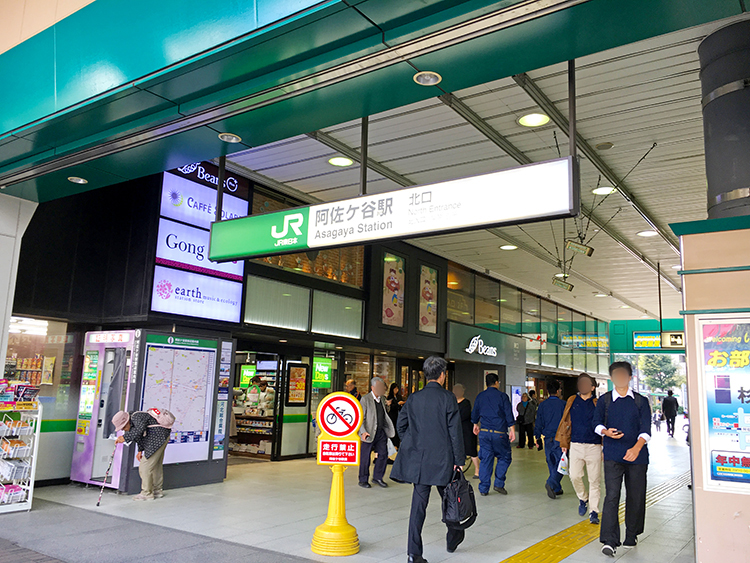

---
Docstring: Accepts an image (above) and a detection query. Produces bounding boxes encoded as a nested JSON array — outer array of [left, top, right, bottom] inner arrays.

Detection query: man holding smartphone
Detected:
[[593, 361, 652, 557]]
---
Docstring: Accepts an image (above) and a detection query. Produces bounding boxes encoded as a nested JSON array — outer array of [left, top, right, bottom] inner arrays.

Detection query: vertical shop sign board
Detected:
[[698, 317, 750, 493]]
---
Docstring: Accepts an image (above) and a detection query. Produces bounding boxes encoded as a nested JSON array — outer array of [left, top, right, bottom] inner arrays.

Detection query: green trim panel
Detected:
[[679, 266, 750, 276], [680, 308, 750, 315], [40, 419, 77, 433], [282, 414, 312, 423], [671, 215, 750, 237]]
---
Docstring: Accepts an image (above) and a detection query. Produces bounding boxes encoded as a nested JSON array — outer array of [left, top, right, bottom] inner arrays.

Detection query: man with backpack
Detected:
[[113, 408, 173, 501], [594, 361, 652, 557]]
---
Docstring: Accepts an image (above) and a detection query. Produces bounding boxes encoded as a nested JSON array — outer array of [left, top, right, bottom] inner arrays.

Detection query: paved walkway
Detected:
[[14, 425, 692, 563]]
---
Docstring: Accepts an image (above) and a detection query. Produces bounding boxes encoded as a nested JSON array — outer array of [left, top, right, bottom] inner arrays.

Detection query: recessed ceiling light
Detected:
[[554, 273, 569, 278], [418, 356, 424, 359], [335, 346, 343, 350], [595, 142, 614, 150], [592, 186, 616, 195], [328, 156, 353, 167], [344, 306, 352, 310], [218, 132, 242, 143], [518, 113, 550, 127], [595, 293, 608, 298], [499, 298, 507, 303], [67, 176, 88, 184], [500, 245, 518, 251], [448, 281, 459, 286], [620, 305, 631, 309], [637, 230, 658, 237], [413, 71, 442, 86], [672, 265, 681, 270], [640, 314, 649, 318], [380, 351, 387, 355], [558, 318, 565, 321], [282, 293, 291, 297], [279, 339, 288, 343]]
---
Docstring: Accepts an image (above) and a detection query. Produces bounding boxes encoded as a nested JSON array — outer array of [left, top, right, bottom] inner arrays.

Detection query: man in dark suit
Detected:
[[661, 390, 679, 437], [391, 356, 465, 563]]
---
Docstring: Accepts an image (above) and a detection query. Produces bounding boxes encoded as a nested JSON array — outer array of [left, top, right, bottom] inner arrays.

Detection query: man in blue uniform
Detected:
[[534, 379, 566, 499], [471, 372, 515, 496]]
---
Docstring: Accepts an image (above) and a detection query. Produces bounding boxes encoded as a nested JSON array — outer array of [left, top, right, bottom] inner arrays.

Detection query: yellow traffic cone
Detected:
[[311, 464, 359, 556]]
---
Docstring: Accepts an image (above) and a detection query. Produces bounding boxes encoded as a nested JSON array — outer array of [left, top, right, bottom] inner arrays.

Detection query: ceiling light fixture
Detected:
[[637, 230, 658, 237], [279, 339, 288, 343], [641, 314, 650, 318], [554, 273, 569, 278], [500, 245, 518, 251], [592, 186, 616, 196], [413, 71, 442, 86], [518, 113, 550, 127], [335, 346, 343, 350], [620, 305, 631, 309], [328, 156, 353, 167], [672, 265, 681, 270], [380, 351, 387, 355], [67, 176, 88, 184], [218, 132, 242, 143], [595, 142, 614, 150]]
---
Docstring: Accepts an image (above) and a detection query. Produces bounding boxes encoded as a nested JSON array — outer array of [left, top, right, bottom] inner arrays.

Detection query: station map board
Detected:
[[139, 334, 218, 465]]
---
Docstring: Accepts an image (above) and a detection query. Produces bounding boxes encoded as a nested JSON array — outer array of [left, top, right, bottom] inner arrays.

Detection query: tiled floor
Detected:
[[26, 428, 693, 563]]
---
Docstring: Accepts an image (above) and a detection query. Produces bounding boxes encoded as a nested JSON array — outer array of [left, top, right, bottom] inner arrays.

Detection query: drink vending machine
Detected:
[[70, 330, 234, 493]]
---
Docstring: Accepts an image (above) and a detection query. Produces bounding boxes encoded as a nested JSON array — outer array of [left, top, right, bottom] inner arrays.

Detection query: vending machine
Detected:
[[71, 330, 233, 493], [70, 330, 137, 489]]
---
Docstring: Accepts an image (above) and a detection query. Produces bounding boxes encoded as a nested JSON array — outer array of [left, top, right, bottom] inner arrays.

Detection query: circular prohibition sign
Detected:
[[317, 392, 363, 438]]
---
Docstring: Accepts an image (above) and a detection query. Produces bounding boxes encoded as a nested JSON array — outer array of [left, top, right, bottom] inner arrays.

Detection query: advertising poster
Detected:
[[41, 356, 56, 385], [382, 253, 405, 327], [700, 320, 750, 490], [287, 365, 308, 405], [312, 357, 333, 388], [418, 265, 437, 334], [213, 341, 232, 459], [240, 365, 256, 388], [634, 331, 661, 349]]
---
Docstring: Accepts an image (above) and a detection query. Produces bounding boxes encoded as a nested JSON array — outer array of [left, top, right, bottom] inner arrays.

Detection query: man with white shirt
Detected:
[[593, 361, 652, 557], [358, 376, 395, 488]]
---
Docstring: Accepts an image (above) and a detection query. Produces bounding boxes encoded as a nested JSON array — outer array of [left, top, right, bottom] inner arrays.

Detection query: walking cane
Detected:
[[96, 445, 117, 507]]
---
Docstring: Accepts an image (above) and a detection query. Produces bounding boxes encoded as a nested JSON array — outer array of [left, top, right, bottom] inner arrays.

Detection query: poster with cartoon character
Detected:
[[418, 266, 437, 334], [382, 253, 405, 327]]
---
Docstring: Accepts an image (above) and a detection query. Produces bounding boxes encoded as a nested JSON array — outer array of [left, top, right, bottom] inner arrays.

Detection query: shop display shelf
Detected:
[[1, 438, 31, 459], [0, 484, 26, 505], [0, 459, 31, 481]]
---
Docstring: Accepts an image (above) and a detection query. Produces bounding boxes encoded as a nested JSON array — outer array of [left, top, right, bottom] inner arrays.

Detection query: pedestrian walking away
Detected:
[[453, 384, 480, 479], [358, 376, 396, 488], [652, 411, 662, 432], [112, 409, 172, 500], [595, 361, 652, 557], [387, 382, 405, 449], [471, 372, 516, 496], [555, 373, 602, 524], [391, 356, 465, 563], [662, 390, 679, 437], [534, 379, 566, 500], [516, 392, 537, 449]]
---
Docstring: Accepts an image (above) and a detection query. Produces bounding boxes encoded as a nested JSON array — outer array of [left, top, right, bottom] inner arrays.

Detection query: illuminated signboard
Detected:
[[211, 157, 576, 261], [150, 266, 243, 323], [160, 172, 248, 230], [156, 218, 243, 281], [312, 357, 333, 388], [634, 332, 661, 349]]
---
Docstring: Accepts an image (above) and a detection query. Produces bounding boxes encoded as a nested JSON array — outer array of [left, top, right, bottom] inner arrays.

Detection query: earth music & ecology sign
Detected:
[[209, 157, 577, 262]]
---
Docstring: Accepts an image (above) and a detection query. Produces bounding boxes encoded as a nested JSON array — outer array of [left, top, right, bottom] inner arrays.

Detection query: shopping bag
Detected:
[[387, 438, 397, 458], [557, 451, 569, 476], [442, 469, 477, 530]]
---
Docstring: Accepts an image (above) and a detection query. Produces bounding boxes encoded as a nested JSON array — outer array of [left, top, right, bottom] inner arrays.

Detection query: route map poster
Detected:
[[140, 334, 218, 465], [699, 319, 750, 491]]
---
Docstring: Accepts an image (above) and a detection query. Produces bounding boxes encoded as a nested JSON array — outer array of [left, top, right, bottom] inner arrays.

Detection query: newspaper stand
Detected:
[[0, 402, 41, 513]]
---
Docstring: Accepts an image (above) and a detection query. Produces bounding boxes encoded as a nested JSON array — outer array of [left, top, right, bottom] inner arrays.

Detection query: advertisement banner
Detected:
[[151, 266, 243, 323], [312, 357, 333, 388], [156, 218, 244, 281], [699, 319, 750, 491], [634, 331, 661, 349], [210, 157, 575, 261], [418, 265, 437, 334], [382, 253, 405, 327], [160, 172, 248, 230], [287, 365, 308, 405]]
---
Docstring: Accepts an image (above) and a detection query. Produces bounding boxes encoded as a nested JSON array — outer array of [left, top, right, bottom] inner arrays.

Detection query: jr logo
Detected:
[[272, 213, 304, 239]]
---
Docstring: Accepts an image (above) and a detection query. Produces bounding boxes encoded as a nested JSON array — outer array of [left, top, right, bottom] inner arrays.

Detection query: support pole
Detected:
[[568, 60, 577, 160], [311, 465, 359, 556], [657, 262, 663, 334], [215, 155, 226, 223], [359, 117, 368, 196]]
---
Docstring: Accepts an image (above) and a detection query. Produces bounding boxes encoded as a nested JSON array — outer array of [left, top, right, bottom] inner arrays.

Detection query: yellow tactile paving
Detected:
[[498, 471, 691, 563]]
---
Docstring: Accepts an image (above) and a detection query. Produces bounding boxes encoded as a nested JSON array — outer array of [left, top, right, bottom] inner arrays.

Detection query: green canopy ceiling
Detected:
[[0, 0, 743, 202]]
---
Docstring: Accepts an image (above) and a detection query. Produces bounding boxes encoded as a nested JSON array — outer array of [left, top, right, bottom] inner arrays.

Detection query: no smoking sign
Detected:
[[316, 392, 363, 466]]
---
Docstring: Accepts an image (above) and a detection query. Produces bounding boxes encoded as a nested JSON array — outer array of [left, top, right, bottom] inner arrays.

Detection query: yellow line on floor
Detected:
[[498, 471, 691, 563]]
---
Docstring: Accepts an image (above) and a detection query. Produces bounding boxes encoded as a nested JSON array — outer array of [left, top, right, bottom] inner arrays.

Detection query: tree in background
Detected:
[[640, 354, 684, 392]]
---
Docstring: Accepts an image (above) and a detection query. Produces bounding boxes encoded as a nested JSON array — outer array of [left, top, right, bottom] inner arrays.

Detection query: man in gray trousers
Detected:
[[358, 376, 395, 488]]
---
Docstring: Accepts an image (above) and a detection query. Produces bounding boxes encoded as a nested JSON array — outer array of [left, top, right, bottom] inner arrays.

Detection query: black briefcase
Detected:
[[441, 469, 477, 530]]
